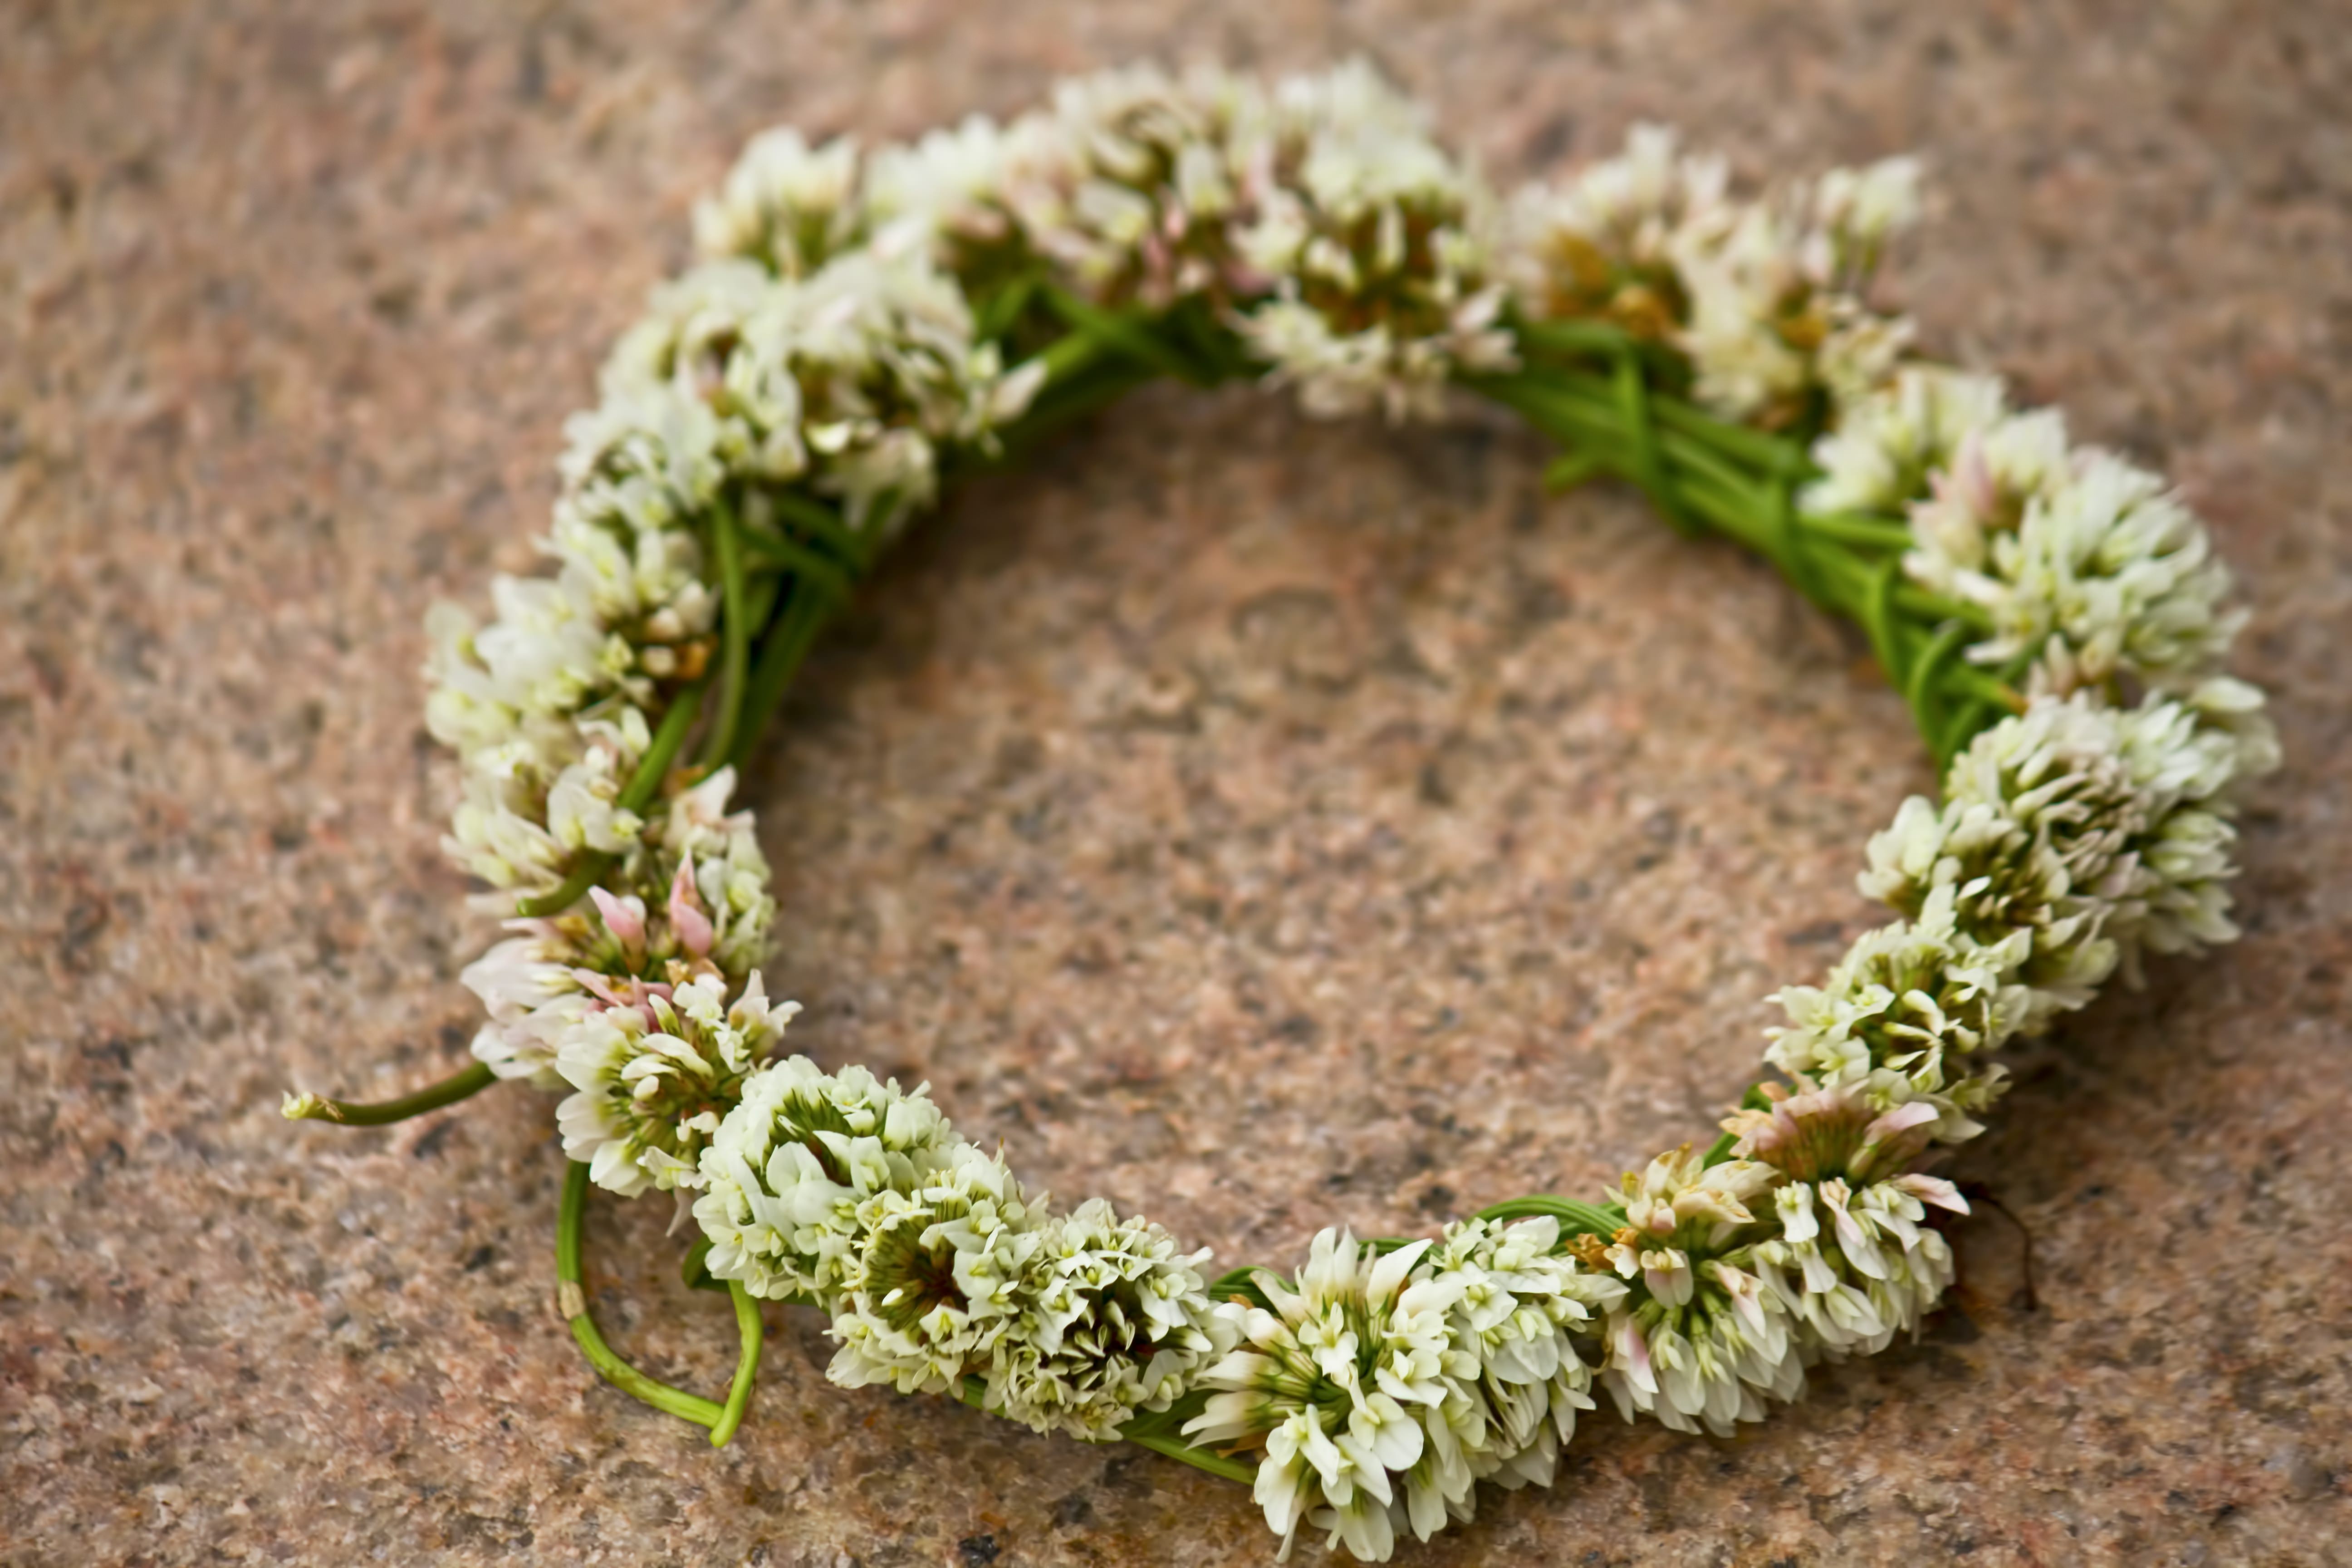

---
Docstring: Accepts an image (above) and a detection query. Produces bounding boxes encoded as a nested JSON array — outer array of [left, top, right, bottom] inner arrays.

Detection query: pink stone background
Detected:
[[3, 3, 2349, 1564]]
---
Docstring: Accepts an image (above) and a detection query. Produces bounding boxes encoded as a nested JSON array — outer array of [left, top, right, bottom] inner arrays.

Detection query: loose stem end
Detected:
[[280, 1060, 497, 1127]]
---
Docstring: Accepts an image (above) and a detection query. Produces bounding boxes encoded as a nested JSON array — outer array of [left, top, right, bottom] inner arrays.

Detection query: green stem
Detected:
[[1039, 285, 1208, 385], [514, 677, 707, 918], [701, 495, 753, 769], [281, 1060, 497, 1126], [708, 1282, 763, 1448], [1905, 619, 1972, 740], [737, 528, 855, 604], [976, 272, 1039, 343], [1119, 1428, 1259, 1485], [1800, 510, 1916, 552], [1034, 325, 1116, 389], [1513, 315, 1636, 358], [1471, 364, 2019, 751], [726, 579, 835, 774], [772, 490, 874, 573], [554, 1161, 725, 1429], [1474, 1195, 1626, 1236], [1647, 393, 1813, 479]]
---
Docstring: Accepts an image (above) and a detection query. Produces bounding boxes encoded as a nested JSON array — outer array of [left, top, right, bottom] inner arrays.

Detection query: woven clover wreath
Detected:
[[285, 62, 2278, 1562]]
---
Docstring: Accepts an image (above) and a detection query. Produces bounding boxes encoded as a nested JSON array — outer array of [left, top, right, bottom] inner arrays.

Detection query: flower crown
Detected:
[[286, 60, 2277, 1563]]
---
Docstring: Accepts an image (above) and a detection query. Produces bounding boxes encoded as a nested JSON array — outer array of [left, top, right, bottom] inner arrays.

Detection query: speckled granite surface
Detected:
[[4, 3, 2349, 1564]]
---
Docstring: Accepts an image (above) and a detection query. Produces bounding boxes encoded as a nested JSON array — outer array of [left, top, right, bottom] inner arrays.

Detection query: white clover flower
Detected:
[[423, 600, 524, 755], [1636, 154, 1923, 425], [692, 1056, 960, 1302], [1814, 300, 1916, 416], [1972, 451, 2245, 693], [1015, 64, 1233, 300], [1185, 1229, 1469, 1561], [546, 496, 715, 659], [1499, 122, 1729, 336], [827, 1143, 1043, 1396], [1590, 1147, 1802, 1436], [981, 1199, 1230, 1440], [1801, 363, 2008, 518], [1234, 295, 1417, 421], [1857, 792, 2114, 1017], [578, 249, 1035, 542], [1411, 1215, 1625, 1524], [1813, 157, 1923, 273], [1903, 405, 2071, 581], [444, 762, 571, 898], [866, 114, 1016, 257], [1723, 1078, 1944, 1186], [461, 918, 595, 1090], [872, 63, 1267, 308], [456, 571, 627, 723], [694, 127, 862, 275], [658, 766, 776, 982], [1930, 690, 2275, 979], [544, 745, 644, 856], [554, 971, 798, 1197], [1749, 1174, 1965, 1359], [1849, 369, 2253, 695], [1223, 59, 1514, 424], [1765, 885, 2033, 1137]]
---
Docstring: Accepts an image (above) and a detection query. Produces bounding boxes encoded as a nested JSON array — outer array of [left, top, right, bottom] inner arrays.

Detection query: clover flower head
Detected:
[[1659, 156, 1924, 426], [1766, 884, 2034, 1130], [1750, 1174, 1965, 1359], [1408, 1215, 1625, 1527], [554, 971, 798, 1196], [865, 114, 1017, 256], [827, 1142, 1042, 1396], [692, 1056, 961, 1300], [1229, 59, 1515, 423], [1802, 363, 2008, 518], [1977, 451, 2244, 694], [695, 127, 863, 276], [1936, 690, 2273, 979], [1617, 1145, 1778, 1253], [1499, 122, 1728, 335], [1185, 1229, 1468, 1561], [1584, 1152, 1802, 1438], [1725, 1078, 1942, 1185], [983, 1199, 1230, 1440]]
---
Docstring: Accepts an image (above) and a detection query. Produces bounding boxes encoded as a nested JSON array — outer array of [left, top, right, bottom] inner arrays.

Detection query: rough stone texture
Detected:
[[3, 2, 2349, 1564]]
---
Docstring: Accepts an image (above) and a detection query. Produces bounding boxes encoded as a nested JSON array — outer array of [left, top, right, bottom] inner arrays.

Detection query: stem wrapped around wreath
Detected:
[[285, 59, 2277, 1563]]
